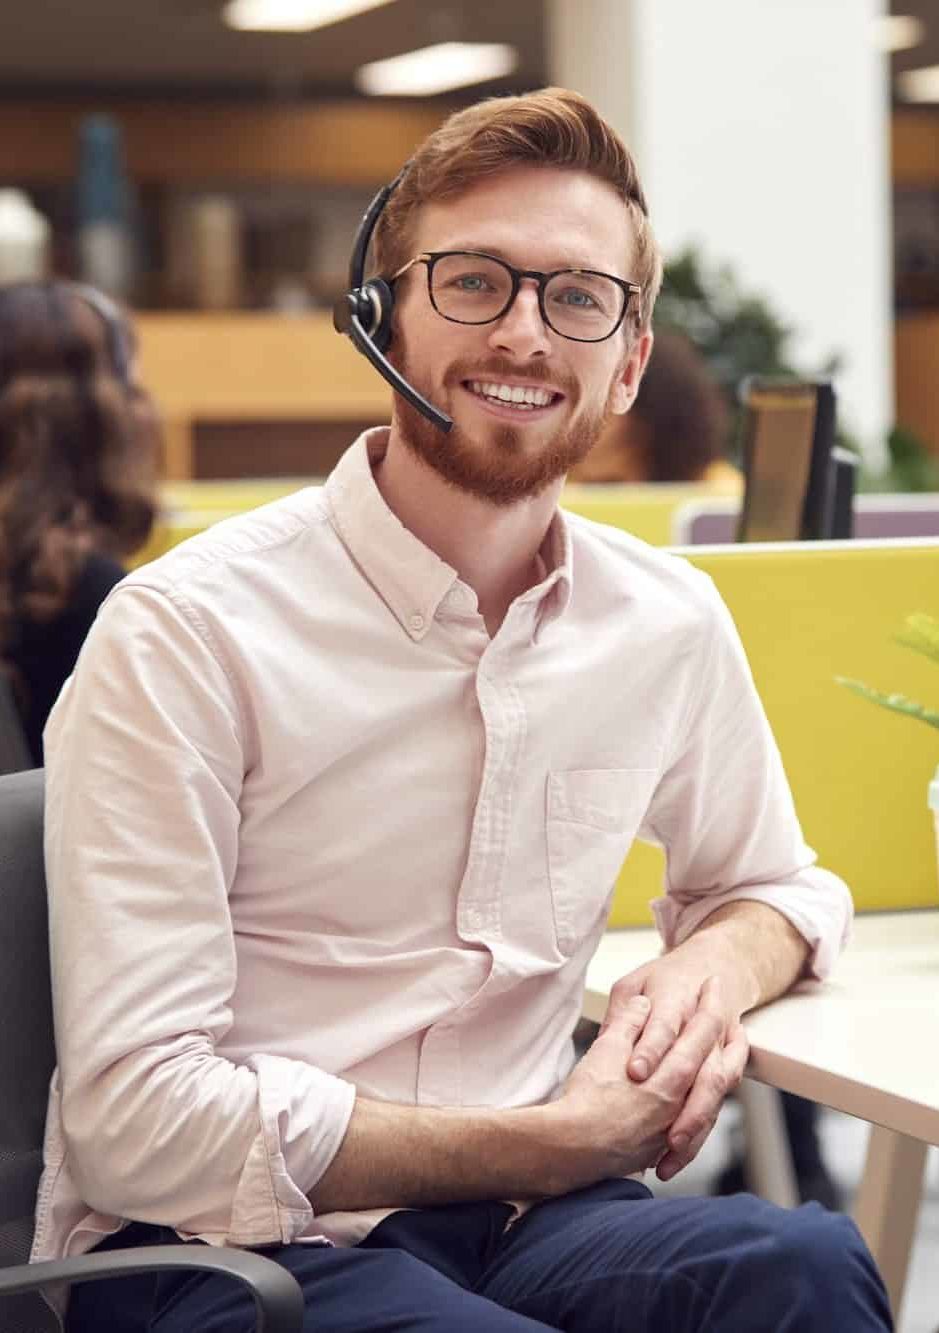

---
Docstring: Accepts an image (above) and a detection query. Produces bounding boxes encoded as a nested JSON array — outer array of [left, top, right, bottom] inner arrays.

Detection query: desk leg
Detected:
[[738, 1080, 799, 1209], [853, 1124, 927, 1323]]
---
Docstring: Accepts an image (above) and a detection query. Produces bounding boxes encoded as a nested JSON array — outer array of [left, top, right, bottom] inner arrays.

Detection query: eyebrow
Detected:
[[439, 243, 617, 275]]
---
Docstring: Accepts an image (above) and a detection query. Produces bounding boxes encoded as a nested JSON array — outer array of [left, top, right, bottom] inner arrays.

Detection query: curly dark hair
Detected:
[[0, 280, 157, 666], [627, 329, 732, 481]]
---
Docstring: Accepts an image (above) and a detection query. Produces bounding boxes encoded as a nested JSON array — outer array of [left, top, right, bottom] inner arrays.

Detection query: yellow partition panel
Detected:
[[561, 481, 738, 548], [609, 540, 939, 926], [132, 477, 740, 569], [161, 479, 313, 510], [130, 482, 314, 568]]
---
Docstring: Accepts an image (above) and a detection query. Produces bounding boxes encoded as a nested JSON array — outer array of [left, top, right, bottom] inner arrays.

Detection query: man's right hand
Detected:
[[311, 982, 729, 1214], [548, 980, 727, 1191]]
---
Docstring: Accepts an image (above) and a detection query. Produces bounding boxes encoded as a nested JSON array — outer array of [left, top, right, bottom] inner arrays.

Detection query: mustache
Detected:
[[444, 356, 576, 397]]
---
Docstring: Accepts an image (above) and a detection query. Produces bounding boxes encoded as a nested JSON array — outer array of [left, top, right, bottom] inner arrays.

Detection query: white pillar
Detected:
[[548, 0, 893, 468], [546, 0, 637, 147]]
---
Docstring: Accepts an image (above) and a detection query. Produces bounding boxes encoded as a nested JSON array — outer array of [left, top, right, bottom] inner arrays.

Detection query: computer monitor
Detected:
[[736, 379, 836, 542], [823, 445, 858, 540]]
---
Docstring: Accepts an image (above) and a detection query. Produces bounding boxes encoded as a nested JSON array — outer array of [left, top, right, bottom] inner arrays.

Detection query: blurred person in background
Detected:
[[569, 327, 740, 486], [0, 280, 158, 765]]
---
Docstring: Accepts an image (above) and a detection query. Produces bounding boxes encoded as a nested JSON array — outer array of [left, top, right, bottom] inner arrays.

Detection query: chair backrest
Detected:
[[736, 378, 835, 543], [0, 675, 32, 777], [0, 768, 58, 1331]]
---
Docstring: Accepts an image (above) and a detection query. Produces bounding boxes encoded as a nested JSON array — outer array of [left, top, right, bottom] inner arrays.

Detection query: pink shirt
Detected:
[[32, 429, 851, 1271]]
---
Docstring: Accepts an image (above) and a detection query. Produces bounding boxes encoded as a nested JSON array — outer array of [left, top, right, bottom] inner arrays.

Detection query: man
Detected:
[[36, 89, 890, 1331]]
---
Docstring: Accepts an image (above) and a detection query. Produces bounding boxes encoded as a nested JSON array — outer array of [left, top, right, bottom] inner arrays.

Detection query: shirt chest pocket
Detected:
[[546, 768, 659, 956]]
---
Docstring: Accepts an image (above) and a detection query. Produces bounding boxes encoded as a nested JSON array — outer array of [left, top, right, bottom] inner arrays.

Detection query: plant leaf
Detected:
[[834, 677, 939, 731], [894, 612, 939, 667]]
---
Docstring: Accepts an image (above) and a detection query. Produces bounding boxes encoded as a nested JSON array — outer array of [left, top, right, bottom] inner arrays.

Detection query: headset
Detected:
[[68, 282, 135, 386], [0, 279, 135, 388], [332, 166, 453, 434]]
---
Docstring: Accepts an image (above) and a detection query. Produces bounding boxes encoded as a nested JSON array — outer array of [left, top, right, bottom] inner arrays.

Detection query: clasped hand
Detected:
[[559, 961, 748, 1188]]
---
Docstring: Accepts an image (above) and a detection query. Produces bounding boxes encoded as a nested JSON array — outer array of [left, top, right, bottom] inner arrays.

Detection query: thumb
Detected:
[[589, 996, 651, 1080]]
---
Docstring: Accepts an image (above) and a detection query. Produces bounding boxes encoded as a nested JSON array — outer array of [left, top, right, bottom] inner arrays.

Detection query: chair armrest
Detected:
[[0, 1244, 304, 1333]]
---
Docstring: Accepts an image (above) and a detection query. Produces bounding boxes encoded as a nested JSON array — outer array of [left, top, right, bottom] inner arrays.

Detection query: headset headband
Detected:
[[333, 165, 453, 434]]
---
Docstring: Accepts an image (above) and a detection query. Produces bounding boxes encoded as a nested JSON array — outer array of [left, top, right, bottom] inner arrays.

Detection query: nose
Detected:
[[487, 278, 551, 359]]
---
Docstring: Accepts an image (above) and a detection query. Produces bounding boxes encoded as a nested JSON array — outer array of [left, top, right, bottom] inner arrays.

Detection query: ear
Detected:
[[609, 329, 654, 415]]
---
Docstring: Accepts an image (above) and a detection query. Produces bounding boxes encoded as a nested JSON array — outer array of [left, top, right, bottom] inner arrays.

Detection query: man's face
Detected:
[[387, 165, 652, 506]]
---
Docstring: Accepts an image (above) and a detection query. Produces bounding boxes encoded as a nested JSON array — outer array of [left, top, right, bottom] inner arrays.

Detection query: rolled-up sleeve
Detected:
[[644, 576, 852, 980], [44, 582, 356, 1245]]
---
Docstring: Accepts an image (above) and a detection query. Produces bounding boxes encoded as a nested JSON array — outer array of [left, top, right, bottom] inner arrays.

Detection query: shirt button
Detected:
[[409, 613, 425, 633]]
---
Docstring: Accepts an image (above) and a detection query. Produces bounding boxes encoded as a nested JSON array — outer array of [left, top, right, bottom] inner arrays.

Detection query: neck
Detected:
[[375, 427, 562, 635]]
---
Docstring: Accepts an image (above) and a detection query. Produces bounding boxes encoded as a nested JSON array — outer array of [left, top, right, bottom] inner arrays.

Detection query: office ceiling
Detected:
[[0, 0, 546, 98], [0, 1, 935, 102]]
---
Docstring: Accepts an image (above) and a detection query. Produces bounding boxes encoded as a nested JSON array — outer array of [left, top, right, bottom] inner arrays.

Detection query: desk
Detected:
[[584, 910, 939, 1322]]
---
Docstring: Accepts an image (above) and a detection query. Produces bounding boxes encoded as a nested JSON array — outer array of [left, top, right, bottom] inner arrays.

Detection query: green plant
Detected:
[[836, 612, 939, 731], [658, 248, 939, 490]]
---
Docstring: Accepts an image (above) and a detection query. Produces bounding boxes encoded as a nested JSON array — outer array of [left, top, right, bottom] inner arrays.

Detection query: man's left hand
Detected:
[[603, 947, 753, 1181]]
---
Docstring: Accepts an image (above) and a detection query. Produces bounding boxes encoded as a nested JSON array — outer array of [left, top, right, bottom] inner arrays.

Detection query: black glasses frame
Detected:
[[390, 250, 642, 344]]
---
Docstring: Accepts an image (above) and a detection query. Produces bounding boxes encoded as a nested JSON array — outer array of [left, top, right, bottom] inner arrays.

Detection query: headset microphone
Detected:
[[332, 169, 453, 434]]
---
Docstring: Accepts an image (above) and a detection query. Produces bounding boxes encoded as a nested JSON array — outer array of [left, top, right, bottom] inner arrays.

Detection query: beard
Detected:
[[389, 343, 624, 507]]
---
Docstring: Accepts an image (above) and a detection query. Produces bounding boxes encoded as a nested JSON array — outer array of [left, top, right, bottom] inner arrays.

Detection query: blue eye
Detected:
[[453, 274, 492, 292], [555, 288, 599, 309]]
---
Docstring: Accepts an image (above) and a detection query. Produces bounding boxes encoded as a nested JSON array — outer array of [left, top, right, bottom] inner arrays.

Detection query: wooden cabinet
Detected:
[[0, 98, 452, 186], [136, 313, 392, 478], [895, 313, 939, 454]]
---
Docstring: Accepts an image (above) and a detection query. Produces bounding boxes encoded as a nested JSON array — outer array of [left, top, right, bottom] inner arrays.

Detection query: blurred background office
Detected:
[[2, 2, 939, 1329], [0, 0, 937, 490]]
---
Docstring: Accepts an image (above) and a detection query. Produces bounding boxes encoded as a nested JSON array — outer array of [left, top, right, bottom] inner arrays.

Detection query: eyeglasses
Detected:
[[390, 251, 642, 344]]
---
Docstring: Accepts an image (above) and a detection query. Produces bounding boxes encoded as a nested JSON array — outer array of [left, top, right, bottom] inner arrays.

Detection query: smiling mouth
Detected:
[[462, 380, 564, 413]]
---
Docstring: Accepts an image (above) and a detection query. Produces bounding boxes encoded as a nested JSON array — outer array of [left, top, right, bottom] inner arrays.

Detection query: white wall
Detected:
[[550, 0, 893, 466]]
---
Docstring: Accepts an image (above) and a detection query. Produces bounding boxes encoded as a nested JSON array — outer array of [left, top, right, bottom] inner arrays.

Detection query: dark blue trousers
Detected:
[[66, 1179, 893, 1332]]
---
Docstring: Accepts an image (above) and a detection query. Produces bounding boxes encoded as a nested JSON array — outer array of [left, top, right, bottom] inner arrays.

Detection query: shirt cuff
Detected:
[[651, 867, 853, 982], [226, 1055, 357, 1246]]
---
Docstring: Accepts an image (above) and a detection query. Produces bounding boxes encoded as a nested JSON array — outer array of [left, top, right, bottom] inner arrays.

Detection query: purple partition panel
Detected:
[[684, 501, 939, 544], [854, 507, 939, 539]]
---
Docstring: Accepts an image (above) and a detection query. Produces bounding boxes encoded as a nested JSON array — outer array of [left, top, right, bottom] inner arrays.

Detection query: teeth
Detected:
[[470, 381, 554, 409]]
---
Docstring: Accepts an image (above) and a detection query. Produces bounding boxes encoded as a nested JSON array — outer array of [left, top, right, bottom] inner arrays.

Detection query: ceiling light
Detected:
[[897, 64, 939, 102], [224, 0, 392, 33], [355, 43, 518, 96], [871, 15, 925, 54]]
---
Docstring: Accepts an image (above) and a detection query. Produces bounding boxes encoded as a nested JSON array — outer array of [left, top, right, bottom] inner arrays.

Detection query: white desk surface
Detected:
[[584, 910, 939, 1147]]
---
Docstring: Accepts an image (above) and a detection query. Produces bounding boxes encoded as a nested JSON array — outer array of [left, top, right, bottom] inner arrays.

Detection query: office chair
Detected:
[[0, 768, 304, 1333]]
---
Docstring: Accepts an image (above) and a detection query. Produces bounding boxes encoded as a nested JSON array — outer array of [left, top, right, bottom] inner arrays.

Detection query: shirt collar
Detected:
[[325, 428, 574, 642], [529, 507, 573, 639], [326, 429, 458, 640]]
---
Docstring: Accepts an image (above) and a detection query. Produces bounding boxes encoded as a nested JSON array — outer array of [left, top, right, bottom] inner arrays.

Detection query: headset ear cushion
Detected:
[[363, 279, 395, 353]]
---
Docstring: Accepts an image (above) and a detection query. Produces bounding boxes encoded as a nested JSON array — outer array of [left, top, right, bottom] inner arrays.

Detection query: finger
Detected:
[[626, 1010, 682, 1082], [599, 978, 645, 1034], [721, 1021, 750, 1091], [589, 995, 651, 1077], [628, 974, 724, 1083], [665, 1042, 728, 1153], [652, 986, 724, 1102], [656, 1117, 716, 1182]]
